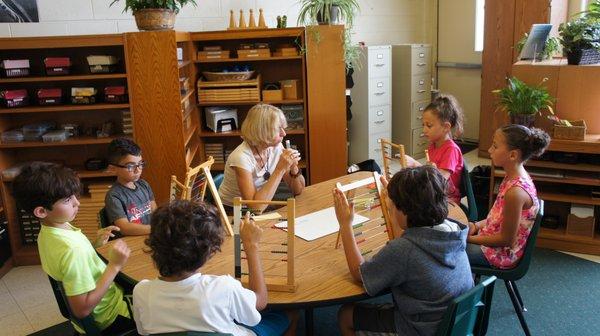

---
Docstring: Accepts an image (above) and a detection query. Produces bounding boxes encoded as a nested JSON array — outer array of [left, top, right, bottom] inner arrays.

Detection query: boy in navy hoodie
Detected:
[[333, 165, 473, 336]]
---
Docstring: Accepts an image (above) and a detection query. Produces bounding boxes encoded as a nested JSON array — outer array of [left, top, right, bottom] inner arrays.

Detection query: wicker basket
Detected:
[[202, 71, 254, 81], [553, 120, 586, 141], [134, 9, 176, 31], [566, 48, 600, 65]]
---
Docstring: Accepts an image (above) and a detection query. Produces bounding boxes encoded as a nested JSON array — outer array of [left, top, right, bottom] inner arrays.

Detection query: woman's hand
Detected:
[[275, 148, 300, 173], [333, 188, 354, 229], [468, 222, 478, 236]]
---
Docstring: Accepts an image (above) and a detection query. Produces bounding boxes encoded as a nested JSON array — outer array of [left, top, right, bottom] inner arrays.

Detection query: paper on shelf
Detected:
[[570, 203, 594, 218], [275, 206, 369, 241]]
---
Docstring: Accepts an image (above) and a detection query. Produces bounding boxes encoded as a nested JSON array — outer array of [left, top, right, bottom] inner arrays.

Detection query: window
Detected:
[[474, 0, 485, 52]]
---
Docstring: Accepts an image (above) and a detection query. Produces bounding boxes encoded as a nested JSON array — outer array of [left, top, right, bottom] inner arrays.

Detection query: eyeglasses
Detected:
[[113, 161, 146, 172]]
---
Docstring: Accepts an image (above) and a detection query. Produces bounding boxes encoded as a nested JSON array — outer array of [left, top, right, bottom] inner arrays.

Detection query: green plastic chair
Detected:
[[470, 200, 544, 336], [47, 275, 137, 336], [435, 276, 497, 336], [459, 159, 478, 222]]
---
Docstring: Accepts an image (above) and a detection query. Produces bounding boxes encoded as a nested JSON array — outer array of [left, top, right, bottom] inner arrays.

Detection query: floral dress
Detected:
[[479, 175, 539, 269]]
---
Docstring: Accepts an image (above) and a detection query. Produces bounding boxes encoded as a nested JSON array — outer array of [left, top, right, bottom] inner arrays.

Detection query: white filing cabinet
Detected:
[[391, 44, 432, 159], [349, 45, 392, 168]]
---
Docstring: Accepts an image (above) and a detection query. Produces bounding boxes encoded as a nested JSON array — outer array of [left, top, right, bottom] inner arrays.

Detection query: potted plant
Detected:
[[110, 0, 197, 31], [493, 77, 555, 127], [297, 0, 361, 70], [558, 17, 600, 65], [515, 33, 560, 60]]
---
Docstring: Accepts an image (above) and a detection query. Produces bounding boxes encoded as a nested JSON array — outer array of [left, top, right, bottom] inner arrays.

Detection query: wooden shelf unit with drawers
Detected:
[[0, 34, 130, 265], [489, 135, 600, 255], [190, 27, 347, 185]]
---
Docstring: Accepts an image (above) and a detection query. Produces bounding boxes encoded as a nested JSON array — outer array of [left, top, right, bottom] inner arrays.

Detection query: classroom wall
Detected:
[[0, 0, 434, 46]]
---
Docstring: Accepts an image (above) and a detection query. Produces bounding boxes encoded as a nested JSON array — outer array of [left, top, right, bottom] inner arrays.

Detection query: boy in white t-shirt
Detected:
[[132, 200, 295, 336]]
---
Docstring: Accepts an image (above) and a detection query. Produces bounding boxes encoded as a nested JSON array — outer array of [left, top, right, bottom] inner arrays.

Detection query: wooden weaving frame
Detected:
[[379, 138, 407, 180], [169, 156, 234, 236], [233, 197, 297, 293], [334, 171, 394, 255]]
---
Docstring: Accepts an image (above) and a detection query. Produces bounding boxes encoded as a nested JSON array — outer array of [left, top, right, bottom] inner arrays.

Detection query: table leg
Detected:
[[305, 308, 314, 336]]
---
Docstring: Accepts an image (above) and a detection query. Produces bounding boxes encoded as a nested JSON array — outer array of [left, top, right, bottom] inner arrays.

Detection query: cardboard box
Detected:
[[262, 89, 283, 101], [567, 214, 595, 237], [280, 79, 302, 100]]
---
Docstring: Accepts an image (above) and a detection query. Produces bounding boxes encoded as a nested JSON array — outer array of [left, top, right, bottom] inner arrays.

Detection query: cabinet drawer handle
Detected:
[[377, 82, 384, 88], [375, 92, 385, 96], [374, 120, 385, 124], [417, 90, 426, 93], [417, 62, 426, 66], [419, 107, 425, 111], [417, 116, 423, 120], [376, 110, 384, 116], [374, 63, 385, 67], [420, 133, 425, 137], [418, 80, 425, 85], [419, 52, 425, 57]]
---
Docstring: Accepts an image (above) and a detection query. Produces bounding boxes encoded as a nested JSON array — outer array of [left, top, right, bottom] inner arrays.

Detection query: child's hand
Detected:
[[94, 225, 120, 248], [107, 239, 130, 270], [468, 222, 478, 236], [241, 212, 263, 250], [333, 188, 354, 228]]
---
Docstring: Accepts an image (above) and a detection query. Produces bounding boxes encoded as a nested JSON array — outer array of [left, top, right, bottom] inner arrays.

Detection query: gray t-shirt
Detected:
[[360, 219, 473, 335], [104, 179, 154, 225]]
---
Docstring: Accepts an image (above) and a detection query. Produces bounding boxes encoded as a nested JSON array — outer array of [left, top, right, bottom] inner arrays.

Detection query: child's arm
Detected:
[[333, 188, 365, 283], [240, 213, 268, 310], [150, 200, 157, 212], [468, 187, 531, 247], [113, 217, 151, 236], [67, 239, 130, 318]]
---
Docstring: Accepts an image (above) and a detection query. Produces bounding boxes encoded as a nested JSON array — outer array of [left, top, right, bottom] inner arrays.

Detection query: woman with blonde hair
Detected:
[[218, 104, 305, 212]]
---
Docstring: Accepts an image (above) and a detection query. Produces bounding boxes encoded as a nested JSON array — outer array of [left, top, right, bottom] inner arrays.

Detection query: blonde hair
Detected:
[[241, 104, 287, 147]]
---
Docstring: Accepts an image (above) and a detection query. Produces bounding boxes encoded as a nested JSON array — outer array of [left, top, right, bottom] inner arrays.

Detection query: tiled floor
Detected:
[[0, 265, 66, 335], [1, 149, 598, 335]]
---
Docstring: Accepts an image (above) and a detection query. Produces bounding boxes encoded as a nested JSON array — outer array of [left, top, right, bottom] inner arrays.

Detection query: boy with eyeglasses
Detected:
[[105, 137, 156, 235]]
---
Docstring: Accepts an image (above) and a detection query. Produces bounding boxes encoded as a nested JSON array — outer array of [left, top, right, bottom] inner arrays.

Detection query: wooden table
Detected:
[[98, 172, 467, 310]]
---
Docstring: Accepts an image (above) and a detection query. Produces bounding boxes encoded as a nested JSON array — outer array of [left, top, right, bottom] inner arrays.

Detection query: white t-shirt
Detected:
[[133, 273, 261, 336], [219, 141, 284, 207]]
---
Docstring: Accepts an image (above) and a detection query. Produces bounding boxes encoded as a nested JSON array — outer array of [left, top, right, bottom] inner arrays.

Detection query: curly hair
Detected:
[[12, 162, 81, 213], [425, 94, 464, 137], [500, 125, 550, 162], [387, 165, 448, 227], [146, 200, 224, 277], [107, 137, 142, 165]]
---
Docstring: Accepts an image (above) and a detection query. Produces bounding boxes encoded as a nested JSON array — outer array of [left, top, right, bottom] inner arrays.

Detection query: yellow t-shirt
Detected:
[[38, 223, 129, 331]]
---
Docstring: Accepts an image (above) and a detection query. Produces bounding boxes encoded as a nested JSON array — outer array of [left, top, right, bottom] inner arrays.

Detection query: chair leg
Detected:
[[509, 280, 527, 312], [505, 281, 531, 336]]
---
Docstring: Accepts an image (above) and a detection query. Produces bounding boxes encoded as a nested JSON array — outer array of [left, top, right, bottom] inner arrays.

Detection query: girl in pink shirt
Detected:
[[467, 125, 550, 269], [405, 94, 465, 204]]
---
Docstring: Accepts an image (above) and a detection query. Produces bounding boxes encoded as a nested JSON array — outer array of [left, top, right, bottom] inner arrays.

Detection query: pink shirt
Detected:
[[427, 139, 463, 204], [479, 175, 539, 269]]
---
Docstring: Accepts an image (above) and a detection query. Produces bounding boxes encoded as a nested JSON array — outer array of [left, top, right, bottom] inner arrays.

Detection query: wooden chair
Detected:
[[470, 200, 545, 336], [434, 276, 497, 336], [379, 138, 407, 180], [169, 156, 233, 236], [47, 276, 137, 336], [334, 171, 395, 254]]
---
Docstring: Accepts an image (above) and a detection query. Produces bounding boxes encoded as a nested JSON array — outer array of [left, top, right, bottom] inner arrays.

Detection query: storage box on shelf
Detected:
[[0, 33, 130, 266], [191, 26, 347, 184], [489, 135, 600, 255]]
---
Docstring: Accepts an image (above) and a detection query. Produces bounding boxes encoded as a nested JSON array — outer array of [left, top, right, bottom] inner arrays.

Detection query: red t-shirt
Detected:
[[427, 139, 463, 204]]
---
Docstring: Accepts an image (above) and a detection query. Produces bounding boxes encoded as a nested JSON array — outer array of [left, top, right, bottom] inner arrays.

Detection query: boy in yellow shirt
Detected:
[[12, 162, 135, 334]]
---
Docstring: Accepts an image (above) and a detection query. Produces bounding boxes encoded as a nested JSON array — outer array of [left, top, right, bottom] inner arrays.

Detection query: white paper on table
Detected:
[[274, 206, 369, 241]]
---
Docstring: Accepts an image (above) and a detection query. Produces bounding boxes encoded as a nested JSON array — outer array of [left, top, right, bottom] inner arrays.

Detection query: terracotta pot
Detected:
[[134, 9, 176, 31], [510, 114, 536, 128]]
